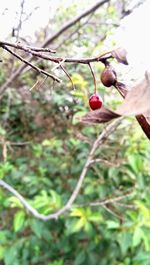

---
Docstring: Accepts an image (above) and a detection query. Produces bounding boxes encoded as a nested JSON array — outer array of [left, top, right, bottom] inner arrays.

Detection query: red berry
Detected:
[[89, 94, 103, 110]]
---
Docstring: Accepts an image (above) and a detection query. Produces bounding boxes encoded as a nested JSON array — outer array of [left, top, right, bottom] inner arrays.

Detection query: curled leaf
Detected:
[[111, 47, 128, 65], [116, 73, 150, 116], [81, 106, 120, 124], [115, 82, 128, 97]]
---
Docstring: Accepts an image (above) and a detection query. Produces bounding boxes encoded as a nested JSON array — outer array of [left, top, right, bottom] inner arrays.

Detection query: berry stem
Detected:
[[88, 63, 97, 94]]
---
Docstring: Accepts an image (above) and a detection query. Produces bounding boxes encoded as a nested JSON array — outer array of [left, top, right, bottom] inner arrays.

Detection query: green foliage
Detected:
[[0, 1, 150, 265], [0, 81, 149, 265]]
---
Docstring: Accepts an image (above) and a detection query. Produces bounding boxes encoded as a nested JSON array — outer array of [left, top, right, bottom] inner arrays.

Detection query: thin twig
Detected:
[[0, 141, 30, 146], [75, 190, 135, 209], [88, 190, 135, 207], [42, 0, 110, 47], [55, 12, 95, 50], [29, 77, 48, 91], [51, 58, 66, 71], [102, 204, 124, 220], [1, 45, 61, 83], [88, 63, 97, 94], [60, 65, 75, 90], [89, 158, 120, 167], [114, 202, 136, 209], [15, 0, 25, 41], [0, 41, 56, 53]]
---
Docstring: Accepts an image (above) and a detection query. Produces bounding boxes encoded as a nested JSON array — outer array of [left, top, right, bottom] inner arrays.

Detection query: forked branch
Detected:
[[0, 119, 123, 221]]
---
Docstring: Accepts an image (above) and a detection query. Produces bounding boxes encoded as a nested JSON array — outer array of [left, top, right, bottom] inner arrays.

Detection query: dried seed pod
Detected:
[[100, 65, 117, 87]]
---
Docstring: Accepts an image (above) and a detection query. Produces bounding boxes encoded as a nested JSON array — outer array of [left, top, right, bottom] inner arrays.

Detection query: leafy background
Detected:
[[0, 1, 150, 264]]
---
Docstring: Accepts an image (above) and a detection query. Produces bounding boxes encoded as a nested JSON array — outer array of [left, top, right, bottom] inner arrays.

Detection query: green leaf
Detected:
[[106, 220, 120, 229], [117, 232, 132, 256], [0, 246, 5, 259], [133, 227, 143, 247], [136, 201, 150, 220], [71, 218, 86, 232], [88, 212, 102, 223], [128, 155, 143, 174], [50, 190, 62, 208], [48, 259, 63, 265], [142, 232, 150, 251], [13, 211, 25, 232], [30, 219, 45, 238], [73, 251, 86, 265], [4, 246, 18, 265], [8, 196, 23, 209], [134, 251, 150, 262]]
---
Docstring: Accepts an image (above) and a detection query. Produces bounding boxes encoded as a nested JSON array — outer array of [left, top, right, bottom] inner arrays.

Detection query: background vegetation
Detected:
[[0, 1, 150, 264]]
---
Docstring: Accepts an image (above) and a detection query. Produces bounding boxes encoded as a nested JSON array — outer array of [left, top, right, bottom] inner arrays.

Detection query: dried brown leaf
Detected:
[[81, 106, 120, 124], [111, 47, 128, 65], [116, 73, 150, 116], [143, 110, 150, 124]]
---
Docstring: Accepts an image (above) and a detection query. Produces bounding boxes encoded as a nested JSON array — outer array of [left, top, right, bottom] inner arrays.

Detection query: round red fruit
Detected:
[[89, 94, 103, 110]]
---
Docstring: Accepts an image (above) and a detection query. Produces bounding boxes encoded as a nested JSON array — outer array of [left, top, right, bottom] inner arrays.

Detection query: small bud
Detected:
[[100, 66, 117, 87]]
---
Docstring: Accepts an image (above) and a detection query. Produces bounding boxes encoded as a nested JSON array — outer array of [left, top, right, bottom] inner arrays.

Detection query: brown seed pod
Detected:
[[100, 65, 117, 87]]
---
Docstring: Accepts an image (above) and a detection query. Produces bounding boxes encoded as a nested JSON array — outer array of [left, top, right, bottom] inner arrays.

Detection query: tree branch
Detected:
[[0, 0, 142, 96], [0, 0, 110, 96], [89, 158, 120, 167], [42, 0, 110, 47], [1, 45, 61, 83], [0, 40, 112, 64], [0, 119, 122, 221], [1, 41, 149, 140], [0, 41, 56, 53], [88, 189, 135, 207]]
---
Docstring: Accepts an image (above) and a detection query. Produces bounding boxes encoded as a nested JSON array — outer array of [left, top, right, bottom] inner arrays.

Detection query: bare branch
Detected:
[[89, 158, 120, 167], [1, 41, 149, 140], [0, 180, 54, 221], [0, 0, 110, 95], [0, 41, 56, 53], [115, 202, 136, 209], [88, 63, 97, 94], [0, 0, 140, 97], [101, 204, 124, 220], [0, 119, 122, 221], [60, 64, 75, 90], [42, 0, 110, 47], [0, 141, 30, 146], [71, 187, 135, 209], [1, 45, 61, 83], [0, 63, 27, 98], [88, 190, 135, 207], [0, 40, 113, 64], [15, 0, 25, 41], [55, 12, 95, 50]]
